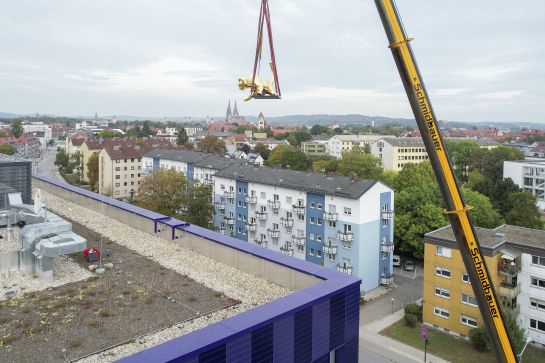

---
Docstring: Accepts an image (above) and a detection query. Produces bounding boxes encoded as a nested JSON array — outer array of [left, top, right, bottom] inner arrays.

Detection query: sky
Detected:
[[0, 0, 544, 122]]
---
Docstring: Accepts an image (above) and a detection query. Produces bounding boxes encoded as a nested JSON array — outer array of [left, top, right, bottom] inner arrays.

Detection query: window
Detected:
[[297, 244, 304, 252], [310, 248, 315, 256], [328, 220, 337, 228], [260, 192, 266, 199], [238, 201, 242, 207], [433, 306, 449, 319], [238, 187, 242, 193], [317, 203, 322, 210], [286, 196, 292, 204], [115, 183, 120, 187], [220, 184, 225, 190], [344, 207, 352, 216], [310, 217, 316, 224], [530, 298, 545, 311], [115, 159, 120, 164], [531, 277, 545, 288], [115, 175, 120, 179], [329, 205, 336, 213], [461, 315, 478, 328], [316, 234, 322, 242], [530, 318, 545, 332], [317, 250, 322, 257], [435, 287, 450, 299], [297, 214, 304, 221], [462, 272, 470, 284], [317, 218, 323, 226], [532, 255, 545, 267], [435, 267, 451, 278], [115, 167, 120, 171], [309, 232, 315, 240], [382, 218, 389, 228], [461, 294, 478, 307], [436, 246, 452, 258], [310, 202, 316, 208]]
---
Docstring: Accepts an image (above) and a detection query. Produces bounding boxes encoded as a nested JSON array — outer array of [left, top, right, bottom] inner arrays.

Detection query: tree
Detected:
[[184, 183, 214, 228], [445, 140, 480, 182], [393, 162, 435, 191], [97, 129, 123, 138], [462, 187, 503, 228], [136, 169, 189, 216], [141, 121, 152, 137], [378, 170, 398, 189], [11, 118, 24, 138], [54, 149, 69, 169], [0, 144, 16, 155], [267, 145, 311, 171], [176, 127, 189, 146], [125, 128, 140, 137], [86, 153, 99, 191], [197, 135, 226, 154], [469, 327, 490, 352], [253, 143, 270, 160], [312, 158, 338, 174], [241, 144, 251, 154], [310, 124, 329, 135], [471, 146, 524, 181], [505, 192, 544, 229], [337, 148, 383, 179]]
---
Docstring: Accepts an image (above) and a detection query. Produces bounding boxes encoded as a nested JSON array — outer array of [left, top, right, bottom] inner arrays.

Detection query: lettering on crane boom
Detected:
[[471, 247, 499, 318], [413, 78, 441, 151]]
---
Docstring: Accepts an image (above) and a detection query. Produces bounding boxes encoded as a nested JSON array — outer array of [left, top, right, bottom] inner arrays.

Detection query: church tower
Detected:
[[257, 112, 266, 130], [226, 100, 232, 122]]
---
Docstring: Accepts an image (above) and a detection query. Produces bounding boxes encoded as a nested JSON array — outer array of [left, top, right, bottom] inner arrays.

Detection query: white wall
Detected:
[[518, 253, 545, 345]]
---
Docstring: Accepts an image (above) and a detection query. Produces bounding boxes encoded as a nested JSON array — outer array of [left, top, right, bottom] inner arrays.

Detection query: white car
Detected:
[[393, 255, 401, 267]]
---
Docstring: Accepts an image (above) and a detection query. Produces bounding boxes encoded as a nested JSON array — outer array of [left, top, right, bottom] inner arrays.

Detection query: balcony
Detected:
[[214, 202, 225, 210], [381, 210, 394, 220], [255, 211, 268, 221], [267, 228, 280, 239], [267, 200, 281, 209], [292, 235, 306, 246], [224, 190, 235, 199], [323, 244, 337, 255], [254, 239, 268, 248], [497, 283, 520, 299], [337, 263, 353, 275], [245, 195, 257, 204], [280, 217, 294, 227], [380, 273, 394, 285], [245, 223, 256, 232], [338, 231, 354, 242], [380, 242, 394, 253], [499, 264, 520, 277], [292, 205, 306, 215], [280, 244, 294, 256], [323, 212, 338, 221], [203, 179, 214, 185], [223, 216, 235, 225]]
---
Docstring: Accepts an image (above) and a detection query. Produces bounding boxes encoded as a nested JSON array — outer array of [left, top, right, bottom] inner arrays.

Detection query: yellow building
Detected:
[[423, 225, 530, 338]]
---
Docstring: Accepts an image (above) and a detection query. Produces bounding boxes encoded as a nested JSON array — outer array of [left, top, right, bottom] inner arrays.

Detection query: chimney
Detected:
[[350, 172, 358, 181]]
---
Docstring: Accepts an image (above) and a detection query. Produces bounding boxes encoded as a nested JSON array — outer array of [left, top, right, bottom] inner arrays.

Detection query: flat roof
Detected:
[[0, 154, 31, 164]]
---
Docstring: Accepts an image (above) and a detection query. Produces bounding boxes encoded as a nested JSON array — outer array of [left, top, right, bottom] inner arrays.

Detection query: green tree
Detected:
[[267, 145, 312, 171], [86, 153, 99, 191], [471, 146, 524, 180], [337, 148, 383, 179], [0, 144, 16, 155], [253, 143, 270, 160], [126, 128, 140, 137], [310, 124, 329, 135], [54, 149, 69, 169], [462, 187, 503, 228], [141, 121, 152, 137], [183, 183, 214, 228], [312, 158, 338, 174], [176, 127, 189, 146], [136, 169, 189, 216], [97, 129, 123, 138], [445, 140, 480, 182], [505, 191, 544, 229], [197, 135, 226, 154], [393, 162, 435, 191], [11, 118, 24, 138], [379, 170, 398, 189]]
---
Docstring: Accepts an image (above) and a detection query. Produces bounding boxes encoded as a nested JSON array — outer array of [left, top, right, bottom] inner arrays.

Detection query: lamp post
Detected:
[[391, 298, 395, 314], [517, 337, 532, 363]]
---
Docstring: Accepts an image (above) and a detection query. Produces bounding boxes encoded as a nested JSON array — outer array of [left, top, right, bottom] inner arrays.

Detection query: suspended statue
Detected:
[[239, 0, 281, 101]]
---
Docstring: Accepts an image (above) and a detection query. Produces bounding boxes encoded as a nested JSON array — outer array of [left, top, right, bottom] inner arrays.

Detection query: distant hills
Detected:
[[0, 112, 18, 119]]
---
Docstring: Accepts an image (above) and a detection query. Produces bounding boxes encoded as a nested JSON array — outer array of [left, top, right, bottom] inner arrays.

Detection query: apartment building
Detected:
[[327, 135, 391, 159], [369, 137, 428, 171], [504, 160, 545, 212], [301, 140, 328, 157], [423, 224, 545, 346], [212, 164, 395, 292]]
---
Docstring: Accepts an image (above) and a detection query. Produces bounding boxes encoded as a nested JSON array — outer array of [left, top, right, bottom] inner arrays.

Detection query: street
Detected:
[[34, 147, 64, 181]]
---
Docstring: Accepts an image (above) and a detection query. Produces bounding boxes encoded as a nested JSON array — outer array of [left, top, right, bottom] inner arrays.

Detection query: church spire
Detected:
[[226, 100, 232, 121], [233, 101, 239, 117]]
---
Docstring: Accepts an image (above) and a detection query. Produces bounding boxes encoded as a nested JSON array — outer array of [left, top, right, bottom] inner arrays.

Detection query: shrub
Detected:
[[469, 327, 490, 352], [404, 303, 422, 321], [404, 313, 417, 327]]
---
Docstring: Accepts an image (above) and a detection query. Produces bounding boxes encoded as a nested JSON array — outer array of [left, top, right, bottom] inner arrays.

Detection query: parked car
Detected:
[[393, 255, 401, 267], [403, 260, 415, 271]]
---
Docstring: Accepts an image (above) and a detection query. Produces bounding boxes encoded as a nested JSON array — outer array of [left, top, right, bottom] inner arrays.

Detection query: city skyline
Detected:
[[0, 0, 544, 122]]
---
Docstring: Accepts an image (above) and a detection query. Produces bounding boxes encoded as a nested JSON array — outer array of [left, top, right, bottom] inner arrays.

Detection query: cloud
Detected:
[[476, 90, 526, 101], [433, 88, 469, 96], [454, 64, 523, 82], [287, 86, 398, 102]]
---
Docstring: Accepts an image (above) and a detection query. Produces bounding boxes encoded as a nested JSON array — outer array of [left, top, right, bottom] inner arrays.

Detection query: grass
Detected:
[[381, 320, 545, 363]]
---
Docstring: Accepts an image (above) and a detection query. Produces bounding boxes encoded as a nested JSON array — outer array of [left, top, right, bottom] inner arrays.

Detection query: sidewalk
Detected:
[[359, 308, 451, 363]]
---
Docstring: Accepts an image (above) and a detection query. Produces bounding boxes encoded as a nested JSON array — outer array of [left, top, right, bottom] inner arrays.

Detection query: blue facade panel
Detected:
[[294, 307, 313, 362], [273, 316, 294, 363], [251, 324, 274, 363], [312, 299, 330, 360], [235, 181, 248, 242], [378, 191, 393, 279], [305, 193, 325, 265], [187, 162, 194, 180], [226, 333, 251, 362]]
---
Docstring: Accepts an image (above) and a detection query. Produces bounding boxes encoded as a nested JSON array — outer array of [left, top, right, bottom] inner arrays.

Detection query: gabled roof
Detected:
[[215, 164, 381, 199]]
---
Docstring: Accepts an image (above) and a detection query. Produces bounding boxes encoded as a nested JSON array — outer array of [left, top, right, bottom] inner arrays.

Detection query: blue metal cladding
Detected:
[[329, 292, 346, 350], [235, 181, 248, 242], [251, 324, 274, 363], [305, 193, 325, 265], [273, 315, 294, 363], [294, 307, 313, 362], [378, 191, 393, 280], [312, 299, 330, 359], [199, 344, 226, 363], [187, 162, 194, 180]]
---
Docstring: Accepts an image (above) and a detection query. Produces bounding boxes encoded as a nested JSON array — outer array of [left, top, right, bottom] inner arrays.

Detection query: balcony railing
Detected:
[[254, 239, 268, 248], [203, 179, 214, 185], [223, 217, 235, 225], [267, 229, 280, 239], [323, 212, 338, 221], [280, 244, 294, 256], [267, 200, 281, 209], [216, 227, 225, 235], [337, 263, 353, 275], [380, 242, 394, 253], [245, 195, 257, 204], [338, 231, 354, 242], [499, 262, 520, 277], [245, 223, 256, 232], [292, 205, 306, 215], [292, 235, 305, 246], [214, 202, 225, 210], [224, 190, 235, 199], [280, 217, 294, 227], [497, 283, 520, 299], [381, 210, 394, 220], [323, 244, 337, 255], [380, 273, 394, 285], [255, 211, 268, 221]]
